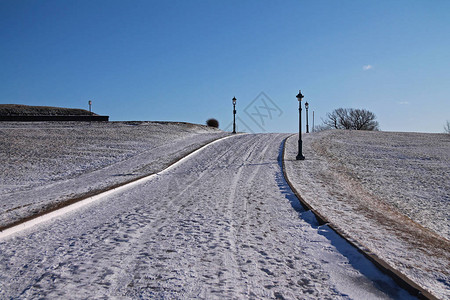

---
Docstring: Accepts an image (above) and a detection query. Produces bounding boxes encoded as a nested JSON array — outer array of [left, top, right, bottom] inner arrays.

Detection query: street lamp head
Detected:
[[305, 101, 309, 109], [296, 90, 304, 102], [232, 97, 237, 105]]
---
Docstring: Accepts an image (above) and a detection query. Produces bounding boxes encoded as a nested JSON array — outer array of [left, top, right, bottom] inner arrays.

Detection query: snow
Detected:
[[0, 130, 416, 299], [284, 130, 450, 299], [0, 121, 228, 229], [0, 136, 234, 240]]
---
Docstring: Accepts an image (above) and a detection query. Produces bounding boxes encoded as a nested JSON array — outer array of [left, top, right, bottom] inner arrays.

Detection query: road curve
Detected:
[[0, 134, 415, 299]]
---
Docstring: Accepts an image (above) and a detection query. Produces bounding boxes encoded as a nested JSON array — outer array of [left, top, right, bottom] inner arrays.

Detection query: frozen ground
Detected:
[[284, 130, 450, 299], [0, 133, 415, 299], [0, 121, 228, 229]]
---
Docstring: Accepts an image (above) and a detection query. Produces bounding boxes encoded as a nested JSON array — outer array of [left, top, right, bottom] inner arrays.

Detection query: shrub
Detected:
[[206, 118, 219, 128]]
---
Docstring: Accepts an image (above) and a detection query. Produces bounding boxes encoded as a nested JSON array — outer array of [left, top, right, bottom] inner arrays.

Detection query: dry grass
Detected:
[[0, 104, 96, 116]]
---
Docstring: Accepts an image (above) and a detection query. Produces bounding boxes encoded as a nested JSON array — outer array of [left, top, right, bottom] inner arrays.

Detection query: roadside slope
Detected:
[[284, 131, 449, 300], [0, 121, 228, 229]]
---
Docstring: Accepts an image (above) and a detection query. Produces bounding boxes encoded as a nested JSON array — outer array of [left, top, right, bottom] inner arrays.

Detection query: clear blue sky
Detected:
[[1, 0, 449, 133]]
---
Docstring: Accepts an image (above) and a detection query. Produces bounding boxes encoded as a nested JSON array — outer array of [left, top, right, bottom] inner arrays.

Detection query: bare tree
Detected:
[[323, 108, 379, 131], [349, 109, 379, 130], [444, 121, 450, 134], [324, 108, 352, 129]]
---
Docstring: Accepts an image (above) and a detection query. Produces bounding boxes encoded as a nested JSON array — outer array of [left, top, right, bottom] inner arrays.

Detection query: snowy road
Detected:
[[0, 134, 415, 299]]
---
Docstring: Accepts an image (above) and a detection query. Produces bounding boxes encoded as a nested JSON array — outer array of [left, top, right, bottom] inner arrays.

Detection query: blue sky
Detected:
[[1, 0, 449, 133]]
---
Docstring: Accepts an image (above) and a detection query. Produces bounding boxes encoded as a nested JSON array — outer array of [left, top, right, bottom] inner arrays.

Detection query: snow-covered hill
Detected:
[[284, 130, 449, 299], [1, 123, 448, 298], [0, 121, 228, 229], [0, 133, 415, 299]]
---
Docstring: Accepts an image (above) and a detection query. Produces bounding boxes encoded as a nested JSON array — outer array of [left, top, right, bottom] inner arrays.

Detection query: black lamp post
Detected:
[[232, 97, 237, 134], [305, 101, 309, 133], [296, 90, 305, 160]]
